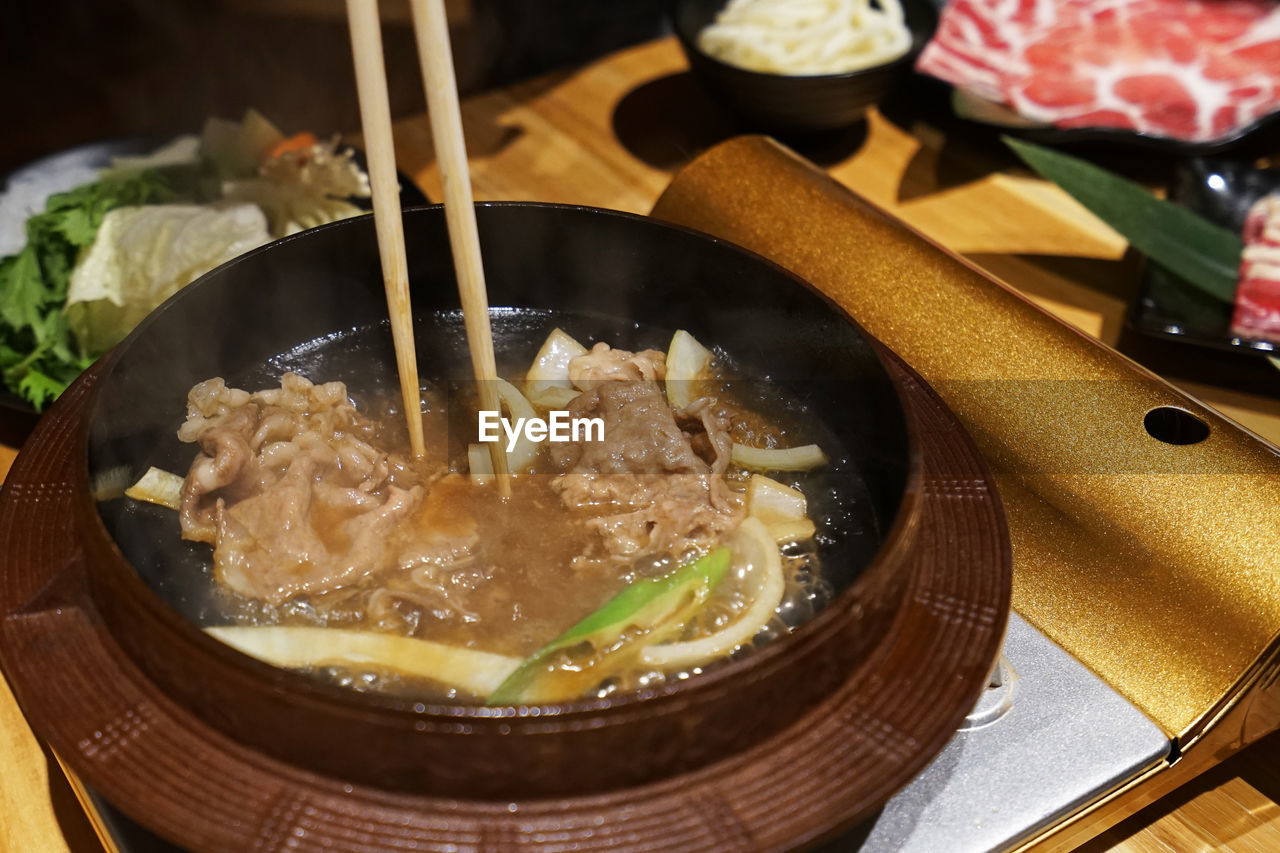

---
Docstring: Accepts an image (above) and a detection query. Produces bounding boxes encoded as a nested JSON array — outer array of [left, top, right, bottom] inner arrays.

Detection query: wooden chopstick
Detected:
[[345, 0, 427, 458], [408, 0, 512, 498]]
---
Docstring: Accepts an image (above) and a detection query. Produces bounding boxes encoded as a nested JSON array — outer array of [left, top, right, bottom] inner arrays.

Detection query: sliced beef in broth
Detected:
[[550, 378, 743, 571], [177, 373, 439, 603], [567, 342, 666, 388]]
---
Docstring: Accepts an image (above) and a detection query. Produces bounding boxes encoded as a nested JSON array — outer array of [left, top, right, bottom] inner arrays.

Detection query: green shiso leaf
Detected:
[[1004, 137, 1242, 305]]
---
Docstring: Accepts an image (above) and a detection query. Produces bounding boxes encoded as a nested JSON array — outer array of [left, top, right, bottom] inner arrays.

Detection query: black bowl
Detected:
[[671, 0, 938, 131]]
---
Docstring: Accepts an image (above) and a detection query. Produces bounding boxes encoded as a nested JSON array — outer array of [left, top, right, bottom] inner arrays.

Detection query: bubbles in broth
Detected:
[[126, 317, 872, 706]]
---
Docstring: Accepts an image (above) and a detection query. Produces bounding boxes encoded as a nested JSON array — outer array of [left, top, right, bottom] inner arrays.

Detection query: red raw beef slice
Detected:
[[1231, 194, 1280, 343], [917, 0, 1280, 142]]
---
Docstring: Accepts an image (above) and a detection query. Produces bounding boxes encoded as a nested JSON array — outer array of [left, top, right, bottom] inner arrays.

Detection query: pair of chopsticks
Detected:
[[346, 0, 512, 497]]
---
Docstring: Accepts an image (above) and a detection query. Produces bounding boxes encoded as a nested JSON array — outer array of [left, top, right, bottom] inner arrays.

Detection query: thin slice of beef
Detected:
[[550, 380, 705, 475], [1231, 194, 1280, 342], [177, 372, 435, 604], [550, 377, 743, 570], [214, 456, 423, 603], [568, 342, 666, 389], [917, 0, 1280, 142]]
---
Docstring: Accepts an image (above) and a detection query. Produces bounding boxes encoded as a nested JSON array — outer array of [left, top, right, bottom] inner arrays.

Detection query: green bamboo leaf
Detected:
[[1004, 137, 1242, 304]]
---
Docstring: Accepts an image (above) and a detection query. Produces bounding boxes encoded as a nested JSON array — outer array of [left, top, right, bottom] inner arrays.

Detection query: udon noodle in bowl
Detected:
[[83, 203, 918, 797], [672, 0, 935, 130]]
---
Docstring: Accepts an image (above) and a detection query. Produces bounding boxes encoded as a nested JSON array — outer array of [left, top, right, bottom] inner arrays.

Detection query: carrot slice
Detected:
[[264, 132, 318, 160]]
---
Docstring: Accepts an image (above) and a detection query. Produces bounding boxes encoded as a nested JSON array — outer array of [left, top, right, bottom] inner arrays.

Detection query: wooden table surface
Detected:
[[3, 34, 1280, 853]]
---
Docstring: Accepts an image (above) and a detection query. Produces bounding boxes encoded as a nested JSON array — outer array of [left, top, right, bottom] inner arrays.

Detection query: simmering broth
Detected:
[[101, 312, 876, 706]]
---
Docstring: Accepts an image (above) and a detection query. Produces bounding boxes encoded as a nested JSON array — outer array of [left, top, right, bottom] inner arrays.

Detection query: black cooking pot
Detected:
[[85, 202, 913, 792]]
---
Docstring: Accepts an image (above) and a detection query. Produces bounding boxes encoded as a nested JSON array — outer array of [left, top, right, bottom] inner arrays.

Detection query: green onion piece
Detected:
[[640, 518, 784, 669], [487, 546, 732, 705]]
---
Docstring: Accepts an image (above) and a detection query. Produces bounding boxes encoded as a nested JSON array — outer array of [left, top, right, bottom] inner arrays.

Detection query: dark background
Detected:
[[0, 0, 669, 173]]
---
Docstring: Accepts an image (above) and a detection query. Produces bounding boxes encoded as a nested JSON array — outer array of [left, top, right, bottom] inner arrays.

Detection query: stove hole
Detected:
[[960, 654, 1017, 731], [1144, 407, 1209, 446]]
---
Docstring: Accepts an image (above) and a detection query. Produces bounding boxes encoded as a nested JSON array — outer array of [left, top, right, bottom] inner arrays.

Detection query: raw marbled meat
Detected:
[[1231, 194, 1280, 342], [917, 0, 1280, 142]]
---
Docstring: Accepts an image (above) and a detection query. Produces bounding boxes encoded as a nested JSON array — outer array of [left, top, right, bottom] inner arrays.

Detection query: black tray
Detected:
[[1124, 157, 1280, 398]]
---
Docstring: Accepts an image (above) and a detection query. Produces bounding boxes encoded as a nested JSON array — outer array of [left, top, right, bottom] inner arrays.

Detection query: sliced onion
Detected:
[[125, 466, 185, 510], [468, 443, 494, 485], [746, 474, 806, 521], [665, 329, 713, 410], [524, 328, 586, 409], [731, 442, 827, 472], [529, 385, 580, 410], [747, 474, 815, 541], [495, 378, 541, 473], [207, 625, 521, 697], [767, 518, 816, 544], [639, 517, 785, 669], [467, 379, 541, 479]]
